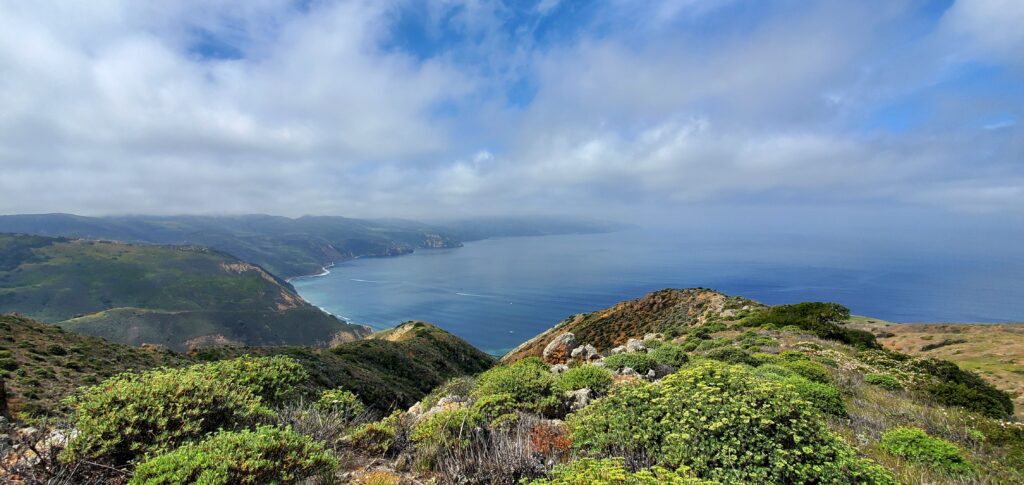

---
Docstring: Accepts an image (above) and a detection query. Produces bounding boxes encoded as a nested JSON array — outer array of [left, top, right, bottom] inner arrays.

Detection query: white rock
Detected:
[[550, 364, 569, 374], [543, 332, 579, 364], [565, 388, 592, 411], [625, 339, 646, 352]]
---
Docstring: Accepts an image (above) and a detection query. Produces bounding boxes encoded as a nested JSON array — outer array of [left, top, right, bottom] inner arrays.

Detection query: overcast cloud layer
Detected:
[[0, 0, 1021, 223]]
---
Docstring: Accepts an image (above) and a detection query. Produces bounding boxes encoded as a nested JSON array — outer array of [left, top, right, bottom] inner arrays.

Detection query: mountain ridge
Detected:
[[0, 233, 369, 351]]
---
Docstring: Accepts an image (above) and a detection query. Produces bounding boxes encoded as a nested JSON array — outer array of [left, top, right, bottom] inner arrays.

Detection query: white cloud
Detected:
[[0, 0, 1020, 220]]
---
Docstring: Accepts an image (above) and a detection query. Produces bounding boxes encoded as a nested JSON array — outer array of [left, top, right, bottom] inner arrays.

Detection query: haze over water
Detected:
[[293, 228, 1024, 355]]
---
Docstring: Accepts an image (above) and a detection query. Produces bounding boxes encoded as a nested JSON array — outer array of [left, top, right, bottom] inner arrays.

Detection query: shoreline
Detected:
[[286, 262, 336, 283]]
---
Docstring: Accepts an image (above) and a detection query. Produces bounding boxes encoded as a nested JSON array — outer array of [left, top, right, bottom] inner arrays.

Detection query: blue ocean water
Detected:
[[292, 228, 1024, 355]]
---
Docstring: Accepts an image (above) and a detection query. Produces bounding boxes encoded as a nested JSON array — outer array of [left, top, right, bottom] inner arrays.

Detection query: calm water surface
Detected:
[[292, 228, 1024, 355]]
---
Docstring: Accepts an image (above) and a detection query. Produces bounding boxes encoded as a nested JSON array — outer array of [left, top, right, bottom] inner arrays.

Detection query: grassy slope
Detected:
[[1, 316, 491, 419], [0, 214, 464, 279], [192, 321, 495, 411], [503, 288, 762, 362], [0, 314, 190, 417], [848, 316, 1024, 419], [0, 234, 368, 351], [498, 290, 1024, 483]]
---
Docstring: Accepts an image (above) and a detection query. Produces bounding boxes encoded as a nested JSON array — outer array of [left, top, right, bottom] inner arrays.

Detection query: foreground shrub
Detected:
[[864, 373, 902, 390], [197, 355, 309, 406], [555, 365, 614, 395], [315, 388, 365, 421], [61, 366, 274, 465], [916, 359, 1013, 418], [780, 359, 832, 384], [570, 361, 893, 483], [701, 346, 757, 366], [347, 412, 405, 455], [783, 376, 845, 416], [742, 303, 881, 349], [530, 458, 714, 485], [602, 352, 657, 374], [472, 357, 559, 415], [879, 427, 974, 475], [421, 376, 476, 410], [411, 408, 482, 449], [471, 392, 519, 427], [130, 426, 336, 484], [649, 342, 689, 368]]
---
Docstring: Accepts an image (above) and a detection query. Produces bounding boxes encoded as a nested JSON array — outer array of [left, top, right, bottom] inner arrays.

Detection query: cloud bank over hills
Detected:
[[0, 0, 1021, 223]]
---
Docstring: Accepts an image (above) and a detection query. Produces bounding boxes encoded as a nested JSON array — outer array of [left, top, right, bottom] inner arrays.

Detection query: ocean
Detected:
[[291, 227, 1024, 355]]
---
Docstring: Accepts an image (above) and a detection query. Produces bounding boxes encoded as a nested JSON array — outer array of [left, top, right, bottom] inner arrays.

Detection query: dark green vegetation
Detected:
[[504, 288, 762, 362], [0, 314, 189, 417], [741, 302, 881, 349], [878, 427, 974, 476], [130, 426, 337, 485], [570, 362, 894, 483], [0, 316, 488, 420], [4, 288, 1023, 484], [0, 233, 367, 351], [0, 214, 620, 279], [192, 321, 494, 411]]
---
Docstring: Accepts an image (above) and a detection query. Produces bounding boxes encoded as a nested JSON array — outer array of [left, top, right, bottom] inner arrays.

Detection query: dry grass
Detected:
[[848, 317, 1024, 419]]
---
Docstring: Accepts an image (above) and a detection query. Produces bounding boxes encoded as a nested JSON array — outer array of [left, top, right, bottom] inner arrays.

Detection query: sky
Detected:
[[0, 0, 1022, 227]]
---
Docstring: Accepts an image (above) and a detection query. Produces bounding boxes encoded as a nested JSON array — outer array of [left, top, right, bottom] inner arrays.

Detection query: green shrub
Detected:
[[130, 426, 336, 484], [742, 303, 881, 350], [701, 346, 756, 366], [530, 458, 713, 484], [751, 352, 782, 366], [315, 388, 365, 420], [783, 376, 846, 416], [780, 359, 831, 384], [61, 365, 274, 465], [694, 337, 730, 351], [570, 361, 894, 484], [198, 355, 308, 406], [915, 359, 1013, 418], [472, 357, 559, 415], [421, 376, 475, 410], [555, 365, 614, 394], [642, 339, 664, 349], [347, 412, 402, 455], [864, 373, 903, 390], [880, 427, 974, 475], [650, 342, 689, 368], [603, 352, 657, 374], [470, 392, 519, 426], [410, 407, 482, 449]]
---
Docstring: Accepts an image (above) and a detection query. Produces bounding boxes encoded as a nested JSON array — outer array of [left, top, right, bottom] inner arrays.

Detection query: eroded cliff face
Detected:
[[502, 288, 763, 362]]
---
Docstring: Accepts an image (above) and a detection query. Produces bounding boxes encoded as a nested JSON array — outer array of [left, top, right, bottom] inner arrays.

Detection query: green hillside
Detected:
[[5, 290, 1022, 485], [0, 234, 368, 351], [0, 214, 463, 279], [192, 321, 495, 411], [0, 214, 620, 279], [0, 316, 489, 421], [0, 314, 190, 417]]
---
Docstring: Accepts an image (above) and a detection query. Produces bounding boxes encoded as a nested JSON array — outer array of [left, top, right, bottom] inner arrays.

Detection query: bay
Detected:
[[292, 227, 1024, 355]]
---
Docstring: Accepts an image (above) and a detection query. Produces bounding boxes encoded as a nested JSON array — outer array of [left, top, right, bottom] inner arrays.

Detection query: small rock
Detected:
[[592, 360, 606, 368], [646, 369, 656, 379], [619, 367, 638, 377], [543, 333, 578, 364], [565, 388, 592, 411], [625, 339, 646, 353], [571, 344, 599, 361], [550, 364, 569, 374], [408, 401, 423, 415], [643, 333, 662, 342], [610, 346, 626, 355]]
